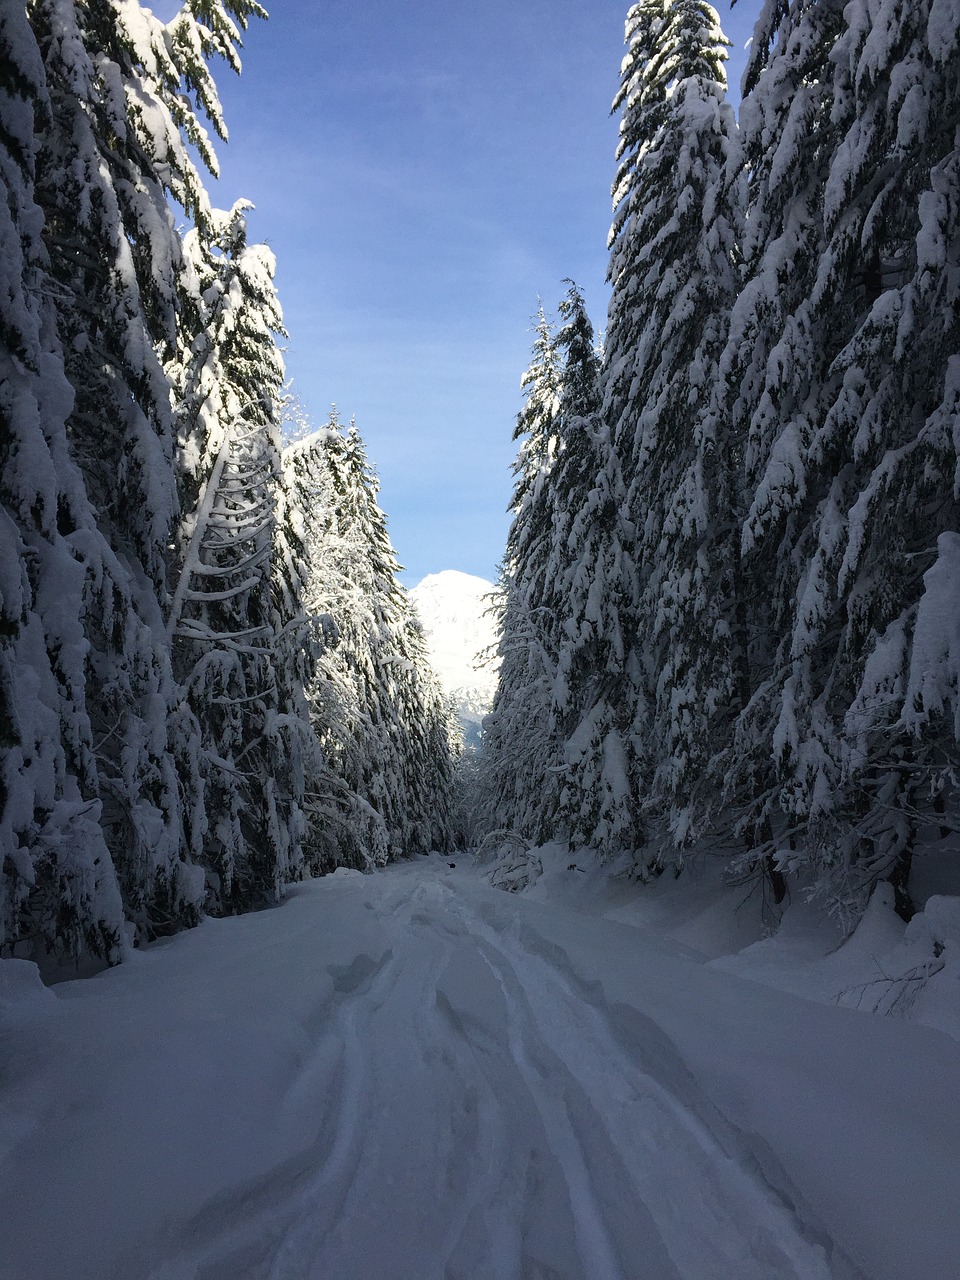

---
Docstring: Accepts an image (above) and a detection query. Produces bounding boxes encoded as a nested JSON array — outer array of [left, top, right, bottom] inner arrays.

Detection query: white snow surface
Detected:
[[2, 852, 959, 1280], [411, 570, 499, 741]]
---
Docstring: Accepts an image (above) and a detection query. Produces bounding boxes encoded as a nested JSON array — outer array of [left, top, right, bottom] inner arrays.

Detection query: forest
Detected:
[[480, 0, 960, 930], [1, 1, 958, 964], [1, 0, 459, 966], [2, 2, 959, 1277]]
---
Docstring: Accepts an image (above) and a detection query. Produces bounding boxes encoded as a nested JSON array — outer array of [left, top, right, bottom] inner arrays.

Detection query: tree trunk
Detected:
[[888, 840, 915, 923], [757, 815, 787, 905]]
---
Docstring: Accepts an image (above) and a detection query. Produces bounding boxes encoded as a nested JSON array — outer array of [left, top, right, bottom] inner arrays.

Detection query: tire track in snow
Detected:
[[263, 876, 526, 1279], [259, 876, 612, 1280], [123, 871, 847, 1280], [453, 890, 838, 1280], [129, 883, 433, 1280], [131, 942, 405, 1280], [477, 946, 636, 1280]]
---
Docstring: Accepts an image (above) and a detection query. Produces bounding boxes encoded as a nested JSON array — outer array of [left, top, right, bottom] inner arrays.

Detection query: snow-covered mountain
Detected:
[[410, 570, 499, 746]]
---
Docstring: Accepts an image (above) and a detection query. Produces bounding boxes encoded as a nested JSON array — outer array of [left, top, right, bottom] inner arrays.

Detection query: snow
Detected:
[[903, 531, 960, 738], [2, 854, 958, 1280], [410, 569, 499, 743]]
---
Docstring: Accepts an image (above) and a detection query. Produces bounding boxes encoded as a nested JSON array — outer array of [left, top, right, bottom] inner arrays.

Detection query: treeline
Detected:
[[481, 0, 959, 921], [0, 1, 455, 965]]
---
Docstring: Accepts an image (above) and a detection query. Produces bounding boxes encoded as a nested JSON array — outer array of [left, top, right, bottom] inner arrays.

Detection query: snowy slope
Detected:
[[410, 570, 499, 744], [2, 856, 959, 1280]]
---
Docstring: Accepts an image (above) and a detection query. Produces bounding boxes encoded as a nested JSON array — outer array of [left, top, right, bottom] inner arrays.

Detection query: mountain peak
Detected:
[[410, 571, 499, 745], [413, 569, 496, 596]]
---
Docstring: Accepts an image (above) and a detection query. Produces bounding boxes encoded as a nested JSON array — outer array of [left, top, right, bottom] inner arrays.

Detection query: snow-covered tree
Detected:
[[767, 0, 960, 915], [546, 285, 644, 855], [281, 424, 381, 869], [0, 5, 127, 961], [26, 0, 195, 914], [283, 415, 456, 865], [1, 0, 266, 956], [478, 0, 957, 925], [704, 0, 960, 918], [1, 0, 281, 959], [705, 0, 847, 902], [169, 203, 323, 909], [606, 0, 732, 452], [481, 285, 645, 856], [481, 311, 566, 842], [335, 420, 455, 859], [604, 0, 743, 858]]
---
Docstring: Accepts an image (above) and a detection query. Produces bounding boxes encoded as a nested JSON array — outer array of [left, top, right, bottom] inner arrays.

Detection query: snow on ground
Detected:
[[510, 842, 960, 1042], [2, 853, 959, 1280]]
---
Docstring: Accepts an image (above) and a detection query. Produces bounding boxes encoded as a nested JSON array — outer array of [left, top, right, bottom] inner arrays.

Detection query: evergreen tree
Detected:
[[711, 0, 846, 900], [283, 415, 455, 865], [767, 0, 960, 914], [481, 311, 566, 842], [482, 286, 645, 856], [548, 285, 643, 854], [25, 0, 199, 930], [281, 422, 385, 870], [606, 0, 732, 452], [335, 421, 455, 858], [1, 0, 274, 958], [0, 5, 126, 960], [169, 203, 321, 909], [478, 0, 958, 926], [710, 0, 960, 917], [604, 0, 742, 858]]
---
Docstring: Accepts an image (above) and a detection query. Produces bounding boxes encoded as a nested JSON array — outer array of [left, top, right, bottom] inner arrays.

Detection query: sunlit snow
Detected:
[[411, 569, 500, 745]]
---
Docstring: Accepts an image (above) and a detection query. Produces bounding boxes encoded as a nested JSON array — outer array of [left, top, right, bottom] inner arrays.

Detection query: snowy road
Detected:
[[2, 859, 958, 1280]]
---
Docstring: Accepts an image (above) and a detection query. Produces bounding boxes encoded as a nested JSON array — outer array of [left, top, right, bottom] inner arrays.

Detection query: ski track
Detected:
[[126, 874, 843, 1280]]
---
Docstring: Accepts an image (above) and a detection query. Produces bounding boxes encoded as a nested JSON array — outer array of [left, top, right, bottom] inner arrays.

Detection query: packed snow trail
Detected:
[[2, 859, 958, 1280]]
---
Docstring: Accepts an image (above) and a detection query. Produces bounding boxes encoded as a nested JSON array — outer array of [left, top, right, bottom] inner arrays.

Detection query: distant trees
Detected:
[[282, 415, 456, 869], [481, 0, 960, 922]]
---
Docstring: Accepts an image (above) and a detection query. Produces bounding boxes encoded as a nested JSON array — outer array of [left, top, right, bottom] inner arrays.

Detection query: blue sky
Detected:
[[180, 1, 761, 586]]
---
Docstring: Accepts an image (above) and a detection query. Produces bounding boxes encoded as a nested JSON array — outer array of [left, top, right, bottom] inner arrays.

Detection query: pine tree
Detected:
[[481, 311, 566, 842], [336, 421, 455, 857], [709, 0, 846, 901], [281, 422, 384, 870], [0, 5, 126, 960], [710, 0, 960, 918], [168, 202, 322, 909], [283, 415, 455, 865], [31, 0, 188, 583], [606, 0, 732, 452], [771, 0, 960, 914], [1, 0, 274, 957], [25, 0, 192, 927], [604, 0, 742, 858], [546, 284, 643, 854]]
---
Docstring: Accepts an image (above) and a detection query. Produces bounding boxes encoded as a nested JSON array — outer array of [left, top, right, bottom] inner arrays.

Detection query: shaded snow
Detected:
[[2, 855, 959, 1279]]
